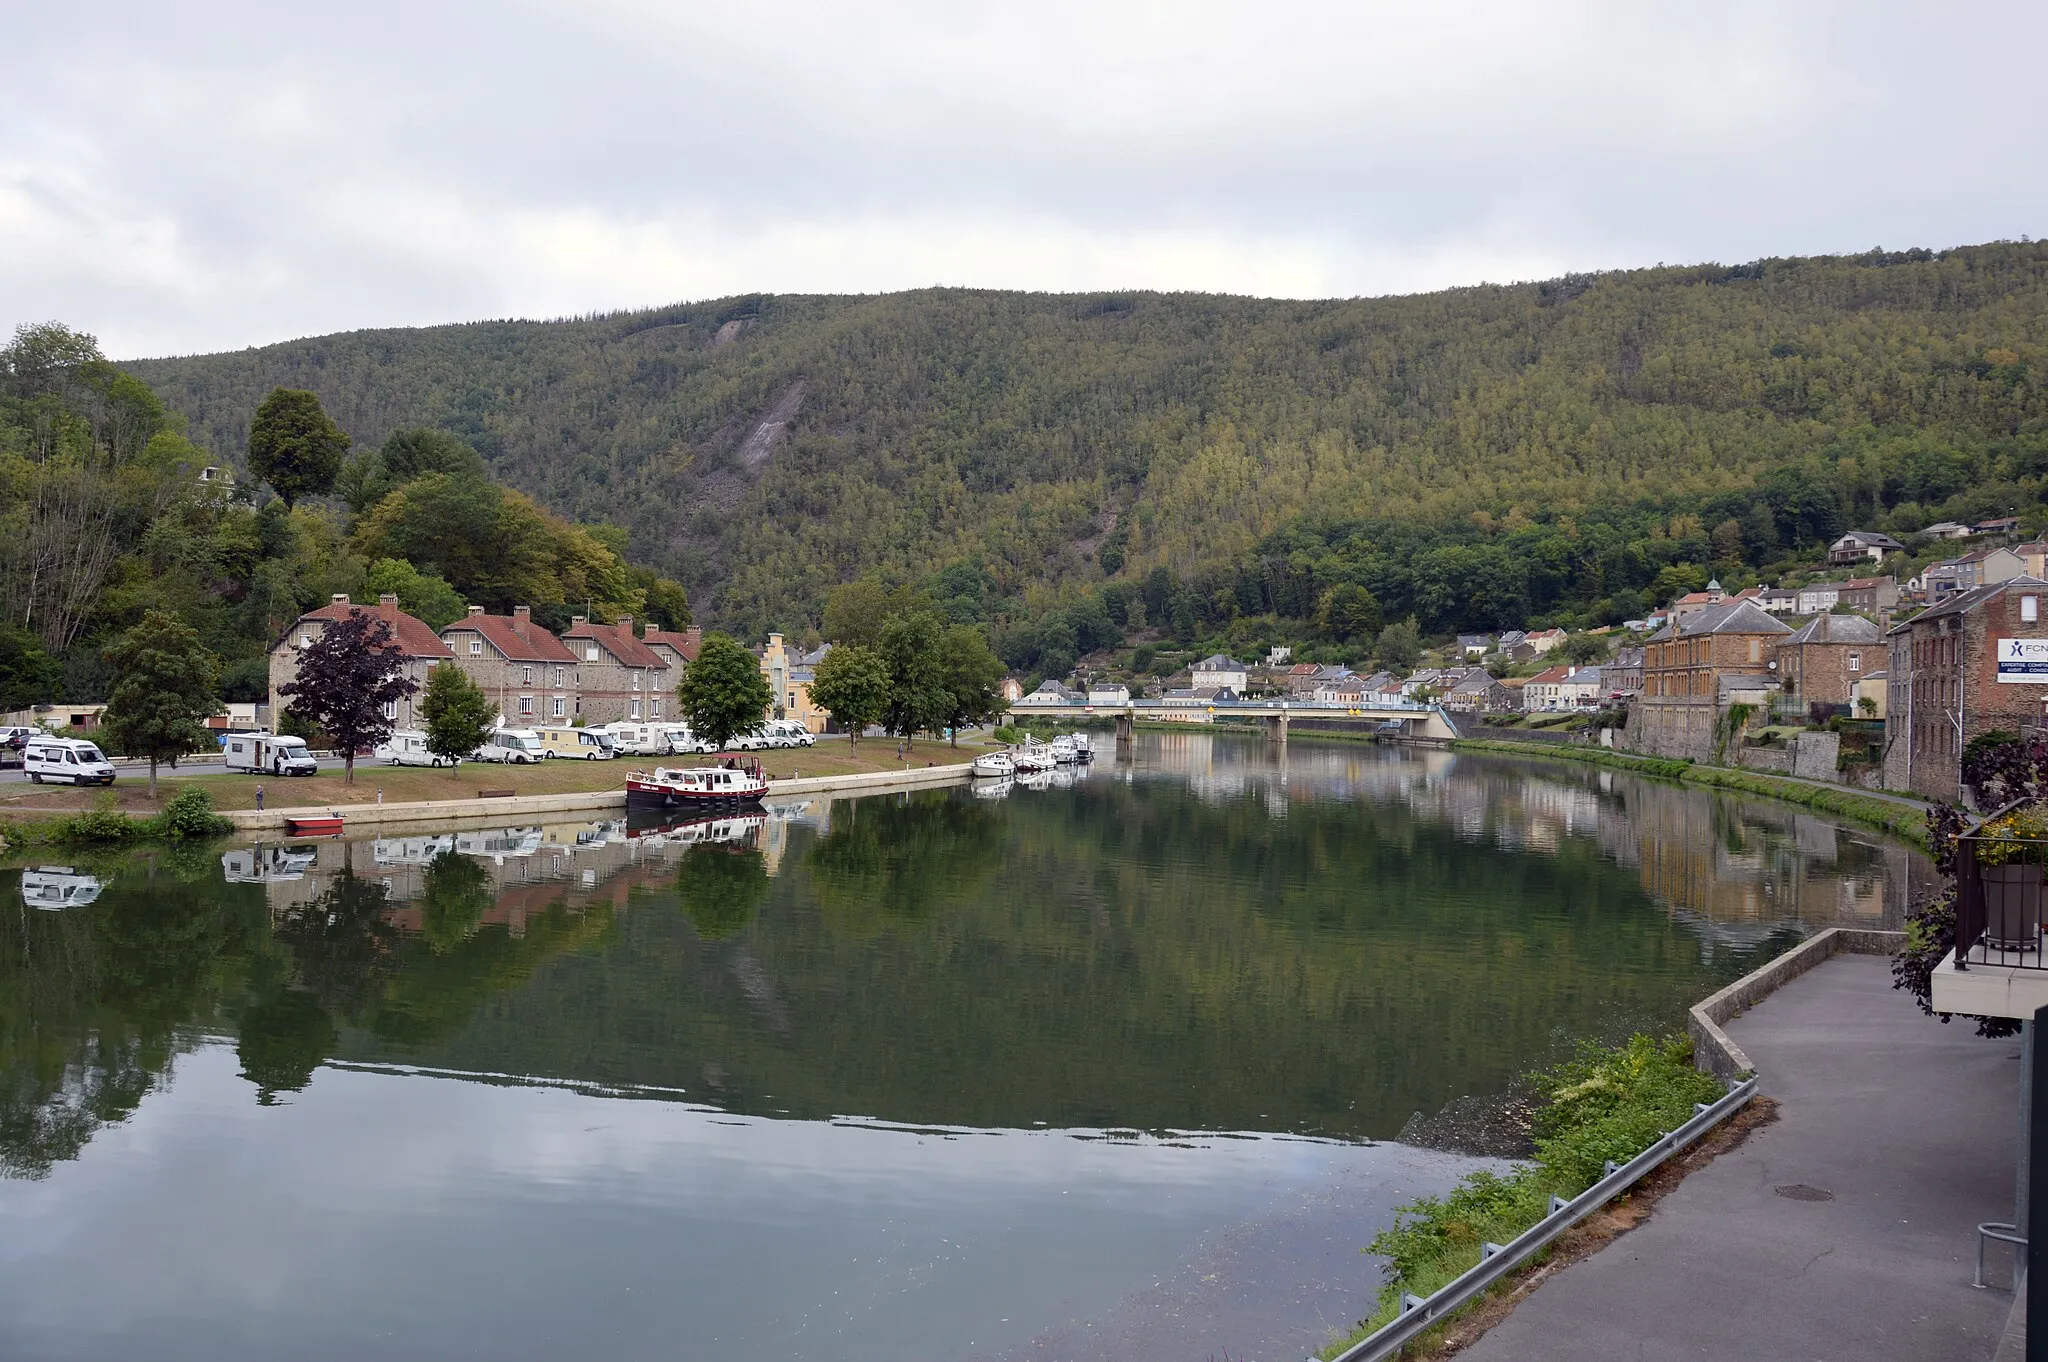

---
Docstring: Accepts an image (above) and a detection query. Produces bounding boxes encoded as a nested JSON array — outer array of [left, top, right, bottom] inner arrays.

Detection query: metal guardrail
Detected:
[[1320, 1074, 1759, 1362]]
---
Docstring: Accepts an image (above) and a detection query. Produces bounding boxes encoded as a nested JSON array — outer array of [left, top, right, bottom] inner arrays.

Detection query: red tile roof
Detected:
[[563, 617, 667, 670], [641, 627, 702, 663], [296, 596, 453, 659], [1528, 665, 1574, 684], [444, 607, 578, 663]]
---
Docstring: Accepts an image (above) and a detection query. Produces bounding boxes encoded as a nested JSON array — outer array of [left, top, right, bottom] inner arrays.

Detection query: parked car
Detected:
[[24, 736, 116, 786]]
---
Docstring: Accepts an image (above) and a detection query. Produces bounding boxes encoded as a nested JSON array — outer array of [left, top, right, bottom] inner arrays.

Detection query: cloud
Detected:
[[1, 0, 2043, 356]]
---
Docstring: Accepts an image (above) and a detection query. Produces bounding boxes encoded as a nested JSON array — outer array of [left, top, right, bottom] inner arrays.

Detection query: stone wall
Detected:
[[1791, 730, 1841, 781]]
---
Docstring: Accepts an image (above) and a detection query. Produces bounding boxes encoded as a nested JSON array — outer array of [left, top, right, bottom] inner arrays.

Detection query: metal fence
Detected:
[[1954, 834, 2048, 972], [1320, 1075, 1759, 1362]]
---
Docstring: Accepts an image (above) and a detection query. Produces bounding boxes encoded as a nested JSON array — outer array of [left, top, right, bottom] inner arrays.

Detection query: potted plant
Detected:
[[1973, 805, 2048, 948]]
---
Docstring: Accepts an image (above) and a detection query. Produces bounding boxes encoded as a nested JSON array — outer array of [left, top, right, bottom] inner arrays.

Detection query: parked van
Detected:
[[538, 726, 618, 760], [223, 732, 318, 776], [373, 730, 458, 767], [603, 721, 672, 756], [655, 723, 713, 755], [24, 736, 116, 786], [763, 719, 816, 748], [476, 728, 545, 764]]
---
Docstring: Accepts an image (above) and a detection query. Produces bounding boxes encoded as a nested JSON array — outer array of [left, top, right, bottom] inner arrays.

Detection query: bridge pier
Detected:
[[1265, 713, 1288, 745], [1115, 711, 1134, 749]]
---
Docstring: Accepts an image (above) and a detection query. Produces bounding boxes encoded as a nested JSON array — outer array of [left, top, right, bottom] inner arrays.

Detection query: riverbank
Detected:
[[1449, 738, 1931, 848]]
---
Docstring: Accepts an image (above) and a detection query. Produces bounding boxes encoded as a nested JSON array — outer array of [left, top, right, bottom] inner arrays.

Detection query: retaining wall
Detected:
[[1689, 926, 1905, 1079]]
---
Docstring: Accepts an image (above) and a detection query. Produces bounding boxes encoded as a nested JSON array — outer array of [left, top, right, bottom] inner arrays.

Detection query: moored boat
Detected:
[[1011, 741, 1055, 773], [625, 761, 769, 810], [285, 814, 346, 836], [1069, 732, 1093, 760], [1050, 735, 1078, 764], [971, 750, 1016, 778]]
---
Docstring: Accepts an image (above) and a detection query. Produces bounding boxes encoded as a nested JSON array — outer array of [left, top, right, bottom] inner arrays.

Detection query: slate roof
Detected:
[[563, 618, 667, 669], [1896, 574, 2048, 628], [1781, 614, 1883, 646], [1193, 654, 1241, 671], [1650, 599, 1794, 641]]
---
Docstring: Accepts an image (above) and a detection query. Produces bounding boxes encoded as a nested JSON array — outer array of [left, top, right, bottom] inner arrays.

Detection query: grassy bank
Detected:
[[1, 788, 233, 849], [1318, 1036, 1726, 1360], [1450, 739, 1929, 848]]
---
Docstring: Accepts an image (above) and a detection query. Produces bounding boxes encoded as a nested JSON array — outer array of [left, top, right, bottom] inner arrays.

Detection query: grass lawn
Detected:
[[0, 734, 987, 816]]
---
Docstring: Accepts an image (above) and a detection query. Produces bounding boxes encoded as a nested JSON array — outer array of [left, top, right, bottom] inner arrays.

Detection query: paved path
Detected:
[[1462, 954, 2018, 1362]]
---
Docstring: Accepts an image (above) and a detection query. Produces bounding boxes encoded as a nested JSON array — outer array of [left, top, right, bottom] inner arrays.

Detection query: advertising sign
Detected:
[[1996, 638, 2048, 682]]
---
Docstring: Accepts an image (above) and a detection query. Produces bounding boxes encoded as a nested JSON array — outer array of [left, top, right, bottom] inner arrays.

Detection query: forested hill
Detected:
[[127, 242, 2048, 642]]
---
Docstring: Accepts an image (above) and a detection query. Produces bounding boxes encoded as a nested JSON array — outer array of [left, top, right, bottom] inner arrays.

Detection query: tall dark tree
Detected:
[[101, 609, 221, 798], [247, 387, 349, 509], [675, 632, 772, 750], [0, 623, 57, 711], [276, 611, 420, 785], [936, 624, 1005, 745], [880, 611, 951, 739]]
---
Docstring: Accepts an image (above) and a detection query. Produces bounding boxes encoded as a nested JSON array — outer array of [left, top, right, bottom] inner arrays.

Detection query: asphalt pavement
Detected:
[[0, 752, 353, 783]]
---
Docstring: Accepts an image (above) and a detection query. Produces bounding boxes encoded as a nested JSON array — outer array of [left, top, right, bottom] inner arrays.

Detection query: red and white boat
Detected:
[[625, 761, 769, 811]]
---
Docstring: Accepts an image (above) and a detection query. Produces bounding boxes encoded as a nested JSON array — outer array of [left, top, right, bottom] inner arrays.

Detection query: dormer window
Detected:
[[585, 645, 600, 662], [470, 639, 483, 655]]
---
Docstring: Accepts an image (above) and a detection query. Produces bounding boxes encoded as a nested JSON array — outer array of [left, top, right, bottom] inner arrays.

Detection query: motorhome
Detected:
[[23, 736, 115, 786], [655, 723, 714, 755], [20, 866, 104, 908], [372, 730, 458, 767], [603, 721, 673, 756], [476, 728, 545, 764], [762, 719, 816, 748], [223, 732, 318, 776], [538, 726, 618, 760]]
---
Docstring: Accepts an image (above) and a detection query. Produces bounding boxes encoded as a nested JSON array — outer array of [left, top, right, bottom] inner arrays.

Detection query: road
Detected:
[[0, 752, 354, 784]]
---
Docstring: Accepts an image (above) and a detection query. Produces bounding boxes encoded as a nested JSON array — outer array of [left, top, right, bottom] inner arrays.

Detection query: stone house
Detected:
[[561, 616, 671, 724], [1631, 600, 1791, 760], [1608, 646, 1645, 698], [642, 626, 703, 675], [1191, 654, 1248, 691], [441, 606, 581, 727], [1884, 575, 2048, 801], [1774, 612, 1882, 711], [269, 593, 453, 736], [1444, 671, 1517, 713], [1835, 577, 1898, 614]]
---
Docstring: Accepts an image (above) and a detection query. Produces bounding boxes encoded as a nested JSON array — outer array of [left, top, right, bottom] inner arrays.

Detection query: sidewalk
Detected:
[[1461, 954, 2018, 1362]]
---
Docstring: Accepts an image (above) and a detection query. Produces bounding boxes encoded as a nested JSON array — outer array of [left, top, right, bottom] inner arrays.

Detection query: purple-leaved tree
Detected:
[[276, 612, 419, 786]]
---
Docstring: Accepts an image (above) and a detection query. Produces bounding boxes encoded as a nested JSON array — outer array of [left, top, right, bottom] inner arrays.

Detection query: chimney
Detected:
[[378, 592, 399, 623], [332, 593, 349, 606], [571, 615, 587, 627], [616, 615, 633, 638], [512, 605, 530, 640], [468, 605, 484, 616]]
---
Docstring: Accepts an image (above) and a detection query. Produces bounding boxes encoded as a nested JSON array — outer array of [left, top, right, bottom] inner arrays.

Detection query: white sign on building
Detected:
[[1995, 638, 2048, 682]]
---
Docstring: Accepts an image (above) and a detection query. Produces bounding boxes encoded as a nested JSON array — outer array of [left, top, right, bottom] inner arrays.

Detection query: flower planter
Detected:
[[1981, 861, 2047, 950]]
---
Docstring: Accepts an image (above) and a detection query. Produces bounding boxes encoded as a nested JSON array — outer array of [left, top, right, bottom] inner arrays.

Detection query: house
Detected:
[[1000, 677, 1025, 704], [1884, 576, 2048, 800], [440, 605, 582, 726], [1524, 628, 1569, 656], [641, 626, 703, 674], [1160, 686, 1236, 721], [1314, 676, 1372, 705], [1456, 634, 1495, 659], [1775, 612, 1883, 710], [2017, 542, 2048, 579], [1828, 531, 1903, 565], [1017, 680, 1082, 705], [1400, 668, 1452, 699], [1976, 516, 2022, 538], [1497, 630, 1528, 652], [1559, 667, 1603, 708], [1608, 646, 1646, 698], [1757, 586, 1801, 615], [561, 616, 671, 723], [1087, 682, 1130, 706], [1284, 662, 1325, 697], [1834, 577, 1899, 615], [1922, 547, 2026, 600], [1191, 654, 1249, 692], [1266, 645, 1292, 666], [270, 593, 454, 735], [1795, 584, 1842, 615], [1631, 599, 1792, 760], [1524, 666, 1574, 711], [784, 650, 832, 733], [1671, 581, 1728, 618], [1922, 521, 1974, 540], [1444, 670, 1518, 714]]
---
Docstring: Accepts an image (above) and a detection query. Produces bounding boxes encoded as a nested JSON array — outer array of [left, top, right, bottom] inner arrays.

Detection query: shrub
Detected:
[[158, 787, 233, 840], [51, 794, 140, 844]]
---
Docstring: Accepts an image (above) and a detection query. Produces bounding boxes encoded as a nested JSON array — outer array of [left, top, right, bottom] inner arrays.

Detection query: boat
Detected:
[[971, 750, 1016, 778], [1012, 740, 1056, 773], [285, 814, 346, 836], [626, 808, 769, 848], [1050, 735, 1079, 764], [1069, 732, 1094, 760], [624, 760, 769, 810]]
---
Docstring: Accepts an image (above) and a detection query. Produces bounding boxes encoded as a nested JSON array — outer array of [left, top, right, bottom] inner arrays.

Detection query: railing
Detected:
[[1953, 834, 2048, 971], [1320, 1075, 1759, 1362]]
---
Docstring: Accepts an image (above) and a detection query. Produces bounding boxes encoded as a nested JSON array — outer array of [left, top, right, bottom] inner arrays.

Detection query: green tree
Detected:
[[1316, 583, 1382, 642], [807, 643, 890, 750], [633, 570, 692, 631], [675, 844, 770, 941], [247, 388, 349, 509], [823, 580, 892, 648], [1375, 617, 1423, 673], [100, 609, 220, 797], [419, 661, 495, 767], [1562, 632, 1608, 665], [880, 611, 951, 739], [676, 632, 773, 750], [276, 612, 420, 785], [366, 558, 468, 630], [0, 623, 57, 711], [418, 850, 493, 953], [937, 624, 1006, 745], [336, 427, 488, 514]]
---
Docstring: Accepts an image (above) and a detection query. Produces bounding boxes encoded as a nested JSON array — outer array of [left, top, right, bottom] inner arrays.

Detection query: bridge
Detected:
[[1005, 698, 1462, 745]]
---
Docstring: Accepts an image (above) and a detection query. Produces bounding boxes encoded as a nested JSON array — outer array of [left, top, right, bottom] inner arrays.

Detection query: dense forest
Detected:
[[7, 238, 2042, 699]]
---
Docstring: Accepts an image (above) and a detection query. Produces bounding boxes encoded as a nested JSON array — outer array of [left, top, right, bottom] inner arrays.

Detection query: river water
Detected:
[[0, 734, 1924, 1361]]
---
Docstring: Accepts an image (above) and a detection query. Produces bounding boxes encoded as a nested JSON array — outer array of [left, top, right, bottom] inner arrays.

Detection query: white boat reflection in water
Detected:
[[19, 866, 104, 909], [971, 777, 1015, 800], [220, 846, 318, 884]]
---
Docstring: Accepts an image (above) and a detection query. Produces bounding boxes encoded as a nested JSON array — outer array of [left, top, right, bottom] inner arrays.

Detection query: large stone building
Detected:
[[440, 605, 581, 726], [1775, 612, 1883, 711], [641, 626, 702, 674], [1630, 600, 1791, 760], [1884, 575, 2048, 800], [562, 616, 671, 723], [269, 593, 453, 735]]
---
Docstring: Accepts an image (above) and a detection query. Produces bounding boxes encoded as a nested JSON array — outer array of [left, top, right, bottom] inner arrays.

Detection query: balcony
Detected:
[[1935, 833, 2048, 1019]]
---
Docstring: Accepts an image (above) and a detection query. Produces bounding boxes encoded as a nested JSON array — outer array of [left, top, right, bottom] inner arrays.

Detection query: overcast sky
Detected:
[[3, 1, 2043, 358]]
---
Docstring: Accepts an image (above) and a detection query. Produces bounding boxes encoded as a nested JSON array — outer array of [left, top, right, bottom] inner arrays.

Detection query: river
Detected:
[[0, 734, 1925, 1361]]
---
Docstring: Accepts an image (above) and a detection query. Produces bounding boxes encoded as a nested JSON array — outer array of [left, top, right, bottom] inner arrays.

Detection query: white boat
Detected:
[[1050, 735, 1079, 764], [1069, 732, 1094, 760], [972, 750, 1016, 778], [1012, 741, 1056, 773], [971, 777, 1014, 799]]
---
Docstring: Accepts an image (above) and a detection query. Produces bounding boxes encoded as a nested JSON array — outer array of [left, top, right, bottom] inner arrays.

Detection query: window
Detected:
[[555, 667, 565, 686], [470, 639, 483, 655], [519, 695, 535, 715], [298, 633, 312, 649], [2026, 595, 2040, 623], [552, 696, 566, 718], [1849, 653, 1861, 671], [630, 699, 642, 719], [585, 645, 600, 662], [651, 699, 661, 717], [382, 700, 397, 720], [1748, 639, 1760, 663], [632, 671, 642, 690], [522, 665, 533, 684]]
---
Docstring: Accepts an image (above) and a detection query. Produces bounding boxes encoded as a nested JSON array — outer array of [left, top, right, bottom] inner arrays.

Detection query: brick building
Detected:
[[562, 616, 671, 723], [269, 593, 453, 735], [1775, 612, 1883, 711], [1884, 575, 2048, 801], [440, 605, 581, 726], [1630, 600, 1790, 760]]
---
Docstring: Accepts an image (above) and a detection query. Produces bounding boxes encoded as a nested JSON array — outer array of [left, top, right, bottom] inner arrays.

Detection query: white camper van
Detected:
[[476, 729, 545, 764], [372, 730, 458, 767], [763, 719, 816, 748], [603, 722, 672, 756], [656, 724, 713, 755], [23, 736, 116, 786], [223, 732, 318, 776], [538, 727, 617, 760]]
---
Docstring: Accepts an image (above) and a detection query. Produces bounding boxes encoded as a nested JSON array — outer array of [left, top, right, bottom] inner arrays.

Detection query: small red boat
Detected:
[[625, 761, 768, 811], [285, 814, 346, 836]]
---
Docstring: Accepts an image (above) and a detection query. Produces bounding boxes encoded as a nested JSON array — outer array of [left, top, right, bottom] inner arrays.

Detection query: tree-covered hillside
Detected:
[[127, 242, 2048, 650]]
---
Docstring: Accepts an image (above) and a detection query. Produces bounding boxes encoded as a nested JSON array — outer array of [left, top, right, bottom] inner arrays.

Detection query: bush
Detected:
[[51, 794, 140, 844], [158, 787, 233, 839]]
